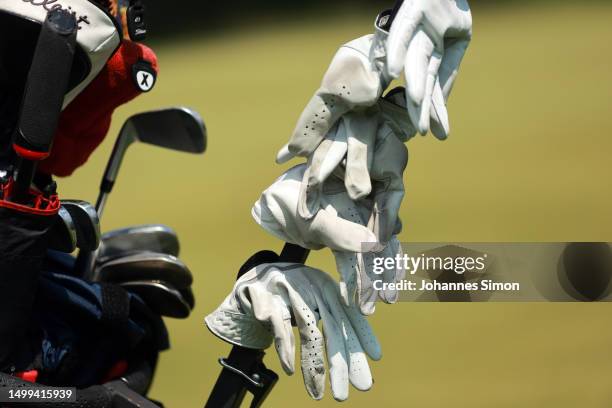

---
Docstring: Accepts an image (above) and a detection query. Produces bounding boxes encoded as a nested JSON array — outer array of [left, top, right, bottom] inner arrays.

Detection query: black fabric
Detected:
[[0, 206, 55, 370], [0, 11, 89, 162], [0, 372, 113, 408], [99, 283, 130, 327], [18, 271, 169, 388]]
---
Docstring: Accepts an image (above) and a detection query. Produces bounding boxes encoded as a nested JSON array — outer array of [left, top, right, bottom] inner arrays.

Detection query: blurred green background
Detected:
[[59, 2, 612, 407]]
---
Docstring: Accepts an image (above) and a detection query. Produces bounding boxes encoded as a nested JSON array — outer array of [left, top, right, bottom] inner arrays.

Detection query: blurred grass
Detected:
[[58, 2, 612, 407]]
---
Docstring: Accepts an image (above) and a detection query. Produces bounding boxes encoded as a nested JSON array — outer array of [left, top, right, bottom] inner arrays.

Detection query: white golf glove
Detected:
[[205, 263, 382, 401], [252, 164, 406, 315], [298, 89, 412, 245], [276, 13, 391, 171], [387, 0, 472, 138]]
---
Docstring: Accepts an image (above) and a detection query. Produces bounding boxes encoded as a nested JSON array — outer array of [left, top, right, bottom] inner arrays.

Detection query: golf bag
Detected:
[[0, 196, 60, 368], [0, 3, 159, 406], [7, 258, 169, 387], [0, 254, 168, 408]]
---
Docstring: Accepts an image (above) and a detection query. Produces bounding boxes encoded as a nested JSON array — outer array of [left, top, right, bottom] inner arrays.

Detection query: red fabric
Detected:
[[15, 370, 39, 383], [100, 359, 128, 383], [38, 41, 159, 177]]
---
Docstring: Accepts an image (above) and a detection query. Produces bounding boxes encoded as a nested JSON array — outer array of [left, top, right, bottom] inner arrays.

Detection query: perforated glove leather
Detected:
[[205, 263, 381, 401]]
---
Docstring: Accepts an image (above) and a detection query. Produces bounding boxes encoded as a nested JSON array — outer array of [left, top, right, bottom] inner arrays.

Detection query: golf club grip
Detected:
[[13, 9, 77, 159], [0, 373, 112, 408]]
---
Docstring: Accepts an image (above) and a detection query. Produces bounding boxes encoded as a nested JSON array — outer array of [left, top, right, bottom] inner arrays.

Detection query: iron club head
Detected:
[[48, 206, 77, 253], [121, 280, 191, 319], [98, 224, 179, 261], [96, 107, 207, 216], [62, 200, 100, 251], [95, 252, 193, 289]]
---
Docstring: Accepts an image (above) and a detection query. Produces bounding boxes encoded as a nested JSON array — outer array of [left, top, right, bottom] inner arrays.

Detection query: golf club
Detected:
[[76, 107, 207, 279], [120, 280, 191, 319], [96, 107, 207, 217], [48, 207, 77, 253], [62, 200, 101, 251], [95, 252, 193, 289], [98, 224, 180, 262]]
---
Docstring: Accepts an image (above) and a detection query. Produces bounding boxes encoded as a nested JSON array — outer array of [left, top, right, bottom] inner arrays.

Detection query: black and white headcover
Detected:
[[0, 0, 122, 107]]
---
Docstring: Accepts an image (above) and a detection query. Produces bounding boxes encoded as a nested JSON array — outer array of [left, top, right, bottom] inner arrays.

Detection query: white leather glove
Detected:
[[252, 164, 406, 315], [298, 88, 412, 245], [276, 14, 390, 170], [387, 0, 472, 138], [205, 263, 382, 401]]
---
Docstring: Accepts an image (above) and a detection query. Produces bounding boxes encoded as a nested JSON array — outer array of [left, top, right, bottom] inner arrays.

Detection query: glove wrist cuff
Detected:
[[205, 310, 273, 350]]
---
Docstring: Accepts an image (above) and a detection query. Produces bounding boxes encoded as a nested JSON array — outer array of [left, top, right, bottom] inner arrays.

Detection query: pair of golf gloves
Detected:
[[207, 1, 472, 401], [259, 0, 471, 315]]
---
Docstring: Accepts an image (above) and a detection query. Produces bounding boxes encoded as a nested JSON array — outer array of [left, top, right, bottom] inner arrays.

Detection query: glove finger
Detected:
[[417, 50, 442, 135], [333, 250, 359, 307], [342, 302, 382, 361], [357, 253, 379, 316], [288, 94, 350, 157], [430, 77, 450, 140], [310, 208, 377, 253], [404, 29, 434, 107], [379, 238, 403, 304], [438, 37, 471, 100], [359, 286, 378, 316], [298, 122, 348, 220], [249, 286, 296, 374], [344, 113, 377, 200], [321, 282, 373, 392], [275, 143, 294, 164], [370, 190, 405, 245], [387, 3, 423, 78], [283, 283, 327, 400], [270, 307, 296, 375], [313, 292, 350, 401]]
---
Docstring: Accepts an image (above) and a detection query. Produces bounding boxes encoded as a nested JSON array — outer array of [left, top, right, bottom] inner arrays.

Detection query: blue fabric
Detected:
[[14, 252, 170, 387]]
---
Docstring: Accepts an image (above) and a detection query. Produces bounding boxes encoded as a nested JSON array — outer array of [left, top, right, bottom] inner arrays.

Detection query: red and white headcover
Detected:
[[0, 0, 121, 107]]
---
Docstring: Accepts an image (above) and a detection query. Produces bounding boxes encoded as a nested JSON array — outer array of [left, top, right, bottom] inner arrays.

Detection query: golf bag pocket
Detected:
[[9, 271, 169, 388], [0, 189, 59, 370]]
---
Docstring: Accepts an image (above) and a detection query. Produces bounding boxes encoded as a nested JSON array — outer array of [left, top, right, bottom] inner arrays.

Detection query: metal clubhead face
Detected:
[[99, 224, 179, 261], [48, 207, 77, 253], [62, 200, 100, 251], [96, 106, 207, 216], [96, 252, 192, 289], [122, 107, 207, 154], [121, 280, 191, 319]]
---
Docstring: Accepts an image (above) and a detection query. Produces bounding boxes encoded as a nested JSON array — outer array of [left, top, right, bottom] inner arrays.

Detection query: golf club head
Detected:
[[122, 107, 207, 154], [99, 224, 180, 261], [96, 106, 207, 216], [96, 252, 193, 289], [62, 200, 100, 251], [48, 207, 77, 253], [121, 280, 191, 319]]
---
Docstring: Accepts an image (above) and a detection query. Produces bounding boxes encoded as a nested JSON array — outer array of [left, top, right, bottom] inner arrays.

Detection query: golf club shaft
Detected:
[[96, 192, 109, 218]]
